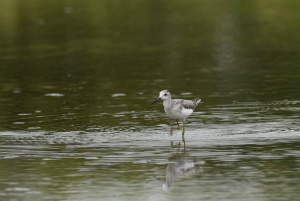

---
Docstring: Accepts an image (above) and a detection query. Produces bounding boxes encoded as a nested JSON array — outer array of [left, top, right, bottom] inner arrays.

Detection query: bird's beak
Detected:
[[150, 97, 161, 105]]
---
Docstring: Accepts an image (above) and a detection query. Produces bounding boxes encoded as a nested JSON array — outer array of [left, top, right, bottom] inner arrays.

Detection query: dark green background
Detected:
[[1, 0, 300, 131]]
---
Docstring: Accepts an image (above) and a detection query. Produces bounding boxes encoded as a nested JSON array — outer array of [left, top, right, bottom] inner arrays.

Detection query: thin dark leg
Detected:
[[182, 138, 186, 153], [170, 120, 181, 134], [182, 121, 185, 138], [176, 120, 181, 129]]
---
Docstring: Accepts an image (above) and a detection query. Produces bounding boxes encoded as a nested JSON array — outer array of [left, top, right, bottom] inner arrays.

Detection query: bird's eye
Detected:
[[164, 94, 167, 96]]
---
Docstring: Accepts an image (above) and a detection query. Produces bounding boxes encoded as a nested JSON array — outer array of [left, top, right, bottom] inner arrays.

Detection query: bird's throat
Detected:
[[163, 99, 172, 110]]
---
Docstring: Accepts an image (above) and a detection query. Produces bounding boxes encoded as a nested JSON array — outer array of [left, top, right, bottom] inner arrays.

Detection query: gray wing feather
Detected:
[[173, 98, 201, 111]]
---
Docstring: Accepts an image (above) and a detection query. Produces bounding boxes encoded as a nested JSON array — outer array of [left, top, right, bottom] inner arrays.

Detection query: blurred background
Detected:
[[1, 1, 300, 201], [1, 0, 299, 131]]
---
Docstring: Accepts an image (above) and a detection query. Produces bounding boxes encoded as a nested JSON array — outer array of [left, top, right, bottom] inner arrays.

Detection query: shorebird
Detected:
[[150, 90, 201, 137]]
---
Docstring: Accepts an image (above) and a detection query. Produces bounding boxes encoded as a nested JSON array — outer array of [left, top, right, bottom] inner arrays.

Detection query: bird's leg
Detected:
[[182, 121, 185, 139], [170, 120, 181, 134], [171, 140, 182, 152], [177, 142, 181, 153], [176, 120, 181, 129], [182, 138, 186, 153]]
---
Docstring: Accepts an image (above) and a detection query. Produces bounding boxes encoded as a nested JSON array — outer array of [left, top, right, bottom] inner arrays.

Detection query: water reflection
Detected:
[[163, 139, 203, 191]]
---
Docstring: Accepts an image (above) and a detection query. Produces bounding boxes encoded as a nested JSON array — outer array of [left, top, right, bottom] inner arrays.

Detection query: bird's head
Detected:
[[150, 90, 171, 105]]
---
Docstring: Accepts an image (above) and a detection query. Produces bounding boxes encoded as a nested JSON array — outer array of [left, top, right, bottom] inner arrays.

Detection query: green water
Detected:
[[1, 0, 300, 201]]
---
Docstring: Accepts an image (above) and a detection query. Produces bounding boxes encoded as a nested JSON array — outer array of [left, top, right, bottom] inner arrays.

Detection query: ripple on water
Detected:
[[1, 101, 300, 201]]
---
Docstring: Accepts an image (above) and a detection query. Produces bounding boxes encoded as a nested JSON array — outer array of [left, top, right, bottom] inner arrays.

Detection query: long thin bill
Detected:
[[150, 97, 160, 105]]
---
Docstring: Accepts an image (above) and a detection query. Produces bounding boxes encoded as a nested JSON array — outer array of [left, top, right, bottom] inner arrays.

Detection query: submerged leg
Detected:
[[182, 121, 185, 138], [170, 120, 181, 134], [182, 138, 186, 153], [177, 142, 181, 153]]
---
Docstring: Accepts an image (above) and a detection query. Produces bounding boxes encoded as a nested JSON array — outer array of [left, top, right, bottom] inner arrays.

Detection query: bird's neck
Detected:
[[163, 98, 173, 109]]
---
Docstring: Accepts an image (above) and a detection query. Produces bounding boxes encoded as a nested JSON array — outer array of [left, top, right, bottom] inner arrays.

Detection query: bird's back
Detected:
[[180, 98, 201, 110]]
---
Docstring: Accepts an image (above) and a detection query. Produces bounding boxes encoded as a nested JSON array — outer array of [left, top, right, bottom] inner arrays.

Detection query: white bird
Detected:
[[150, 90, 201, 137]]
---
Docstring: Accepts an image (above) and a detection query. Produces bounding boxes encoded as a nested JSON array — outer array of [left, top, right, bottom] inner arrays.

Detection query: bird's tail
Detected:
[[193, 98, 201, 105]]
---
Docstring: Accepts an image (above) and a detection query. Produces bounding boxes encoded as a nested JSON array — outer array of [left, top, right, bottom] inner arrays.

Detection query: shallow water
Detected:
[[1, 0, 300, 201], [1, 101, 300, 201], [1, 131, 300, 201]]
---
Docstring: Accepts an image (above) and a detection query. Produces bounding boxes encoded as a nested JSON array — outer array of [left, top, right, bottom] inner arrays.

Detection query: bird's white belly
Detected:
[[164, 108, 193, 121]]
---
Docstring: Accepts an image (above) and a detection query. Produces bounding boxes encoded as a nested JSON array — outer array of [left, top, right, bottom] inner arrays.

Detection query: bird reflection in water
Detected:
[[163, 139, 203, 191]]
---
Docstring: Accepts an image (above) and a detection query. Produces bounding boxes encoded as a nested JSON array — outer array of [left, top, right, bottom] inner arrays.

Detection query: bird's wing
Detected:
[[181, 100, 197, 110]]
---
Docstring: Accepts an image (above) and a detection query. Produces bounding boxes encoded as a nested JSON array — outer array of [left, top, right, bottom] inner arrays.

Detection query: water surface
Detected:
[[1, 0, 300, 200]]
